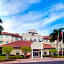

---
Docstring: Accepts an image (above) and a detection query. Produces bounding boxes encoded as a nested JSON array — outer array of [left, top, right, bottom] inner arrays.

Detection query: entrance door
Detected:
[[33, 51, 38, 57]]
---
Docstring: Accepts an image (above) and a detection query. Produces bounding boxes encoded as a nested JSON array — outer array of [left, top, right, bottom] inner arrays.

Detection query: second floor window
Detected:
[[6, 35, 9, 38], [0, 35, 3, 38], [33, 39, 36, 42], [0, 41, 3, 44], [46, 39, 48, 42], [6, 41, 8, 44], [30, 38, 32, 41], [24, 38, 27, 41], [16, 37, 18, 40]]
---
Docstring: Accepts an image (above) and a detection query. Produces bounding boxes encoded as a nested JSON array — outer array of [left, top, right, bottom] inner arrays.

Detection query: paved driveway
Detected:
[[0, 57, 64, 64], [13, 61, 64, 64]]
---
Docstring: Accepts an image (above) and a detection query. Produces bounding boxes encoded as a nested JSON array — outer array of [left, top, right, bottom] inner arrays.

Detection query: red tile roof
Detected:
[[1, 40, 33, 48], [43, 36, 51, 39], [2, 32, 22, 38], [0, 40, 55, 49], [43, 44, 55, 49]]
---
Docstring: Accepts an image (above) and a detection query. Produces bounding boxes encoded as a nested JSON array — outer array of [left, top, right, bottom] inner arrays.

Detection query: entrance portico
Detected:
[[31, 42, 43, 59]]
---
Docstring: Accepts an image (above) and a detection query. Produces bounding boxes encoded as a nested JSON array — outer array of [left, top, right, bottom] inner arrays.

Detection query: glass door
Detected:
[[33, 51, 38, 57]]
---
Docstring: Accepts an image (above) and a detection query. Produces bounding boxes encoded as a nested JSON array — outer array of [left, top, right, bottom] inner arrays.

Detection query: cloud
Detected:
[[0, 0, 41, 16], [39, 3, 64, 26], [2, 11, 42, 34], [1, 3, 64, 35]]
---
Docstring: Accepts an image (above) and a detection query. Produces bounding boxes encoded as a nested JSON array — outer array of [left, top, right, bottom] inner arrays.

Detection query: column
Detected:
[[32, 49, 33, 59], [41, 49, 43, 59]]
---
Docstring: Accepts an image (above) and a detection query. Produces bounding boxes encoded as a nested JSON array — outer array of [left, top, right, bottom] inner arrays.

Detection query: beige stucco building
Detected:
[[0, 29, 63, 58], [0, 32, 22, 45]]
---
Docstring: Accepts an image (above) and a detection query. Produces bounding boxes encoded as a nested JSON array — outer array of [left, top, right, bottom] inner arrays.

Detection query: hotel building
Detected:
[[0, 29, 62, 58]]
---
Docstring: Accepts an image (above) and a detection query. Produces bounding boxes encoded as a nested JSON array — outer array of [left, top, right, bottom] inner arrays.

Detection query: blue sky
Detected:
[[0, 0, 64, 36]]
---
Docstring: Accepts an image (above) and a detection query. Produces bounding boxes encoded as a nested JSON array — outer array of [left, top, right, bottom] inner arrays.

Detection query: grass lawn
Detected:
[[0, 56, 6, 61]]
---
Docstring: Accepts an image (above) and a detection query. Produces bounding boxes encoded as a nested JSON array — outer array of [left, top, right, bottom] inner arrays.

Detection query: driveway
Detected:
[[0, 57, 64, 64]]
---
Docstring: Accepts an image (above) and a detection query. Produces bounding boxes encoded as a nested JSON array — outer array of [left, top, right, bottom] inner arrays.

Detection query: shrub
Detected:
[[9, 55, 24, 59], [9, 56, 16, 59], [25, 55, 31, 58], [0, 54, 6, 56], [43, 55, 51, 57], [15, 55, 23, 59]]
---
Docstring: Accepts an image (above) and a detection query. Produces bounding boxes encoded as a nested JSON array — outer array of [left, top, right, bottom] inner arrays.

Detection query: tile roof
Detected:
[[0, 40, 55, 49], [43, 44, 55, 49], [1, 32, 22, 38], [1, 40, 33, 48], [43, 36, 51, 39]]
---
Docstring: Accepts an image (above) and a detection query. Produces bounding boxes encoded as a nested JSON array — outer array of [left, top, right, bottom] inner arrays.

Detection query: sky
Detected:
[[0, 0, 64, 36]]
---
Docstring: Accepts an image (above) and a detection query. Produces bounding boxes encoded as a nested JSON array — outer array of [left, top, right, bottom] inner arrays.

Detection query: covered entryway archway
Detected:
[[31, 42, 43, 59]]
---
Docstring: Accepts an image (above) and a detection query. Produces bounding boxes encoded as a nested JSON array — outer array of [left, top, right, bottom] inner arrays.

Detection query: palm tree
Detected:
[[0, 19, 3, 23], [0, 26, 4, 34], [0, 18, 4, 34], [49, 28, 64, 42]]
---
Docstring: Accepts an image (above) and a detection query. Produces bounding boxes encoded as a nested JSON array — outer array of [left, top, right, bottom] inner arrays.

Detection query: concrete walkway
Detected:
[[0, 57, 64, 64]]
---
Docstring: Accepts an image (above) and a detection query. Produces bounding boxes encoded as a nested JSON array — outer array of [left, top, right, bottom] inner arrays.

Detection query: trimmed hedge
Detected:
[[0, 54, 6, 56], [9, 55, 24, 59], [0, 56, 6, 61]]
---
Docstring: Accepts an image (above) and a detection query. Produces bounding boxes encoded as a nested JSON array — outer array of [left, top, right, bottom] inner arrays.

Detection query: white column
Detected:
[[41, 49, 43, 59], [32, 49, 33, 59]]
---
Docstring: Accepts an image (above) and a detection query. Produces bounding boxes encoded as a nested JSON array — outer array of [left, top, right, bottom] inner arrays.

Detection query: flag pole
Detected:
[[62, 32, 63, 56]]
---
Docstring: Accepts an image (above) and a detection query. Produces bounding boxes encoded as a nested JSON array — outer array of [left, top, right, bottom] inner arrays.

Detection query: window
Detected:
[[39, 39, 41, 42], [44, 52, 47, 55], [33, 39, 36, 42], [24, 38, 27, 41], [30, 38, 32, 41], [5, 35, 9, 38], [0, 35, 3, 38], [49, 52, 51, 55], [12, 36, 14, 41], [16, 51, 19, 55], [53, 44, 55, 46], [46, 39, 48, 42], [16, 37, 18, 40], [21, 38, 23, 40], [6, 41, 8, 44], [42, 40, 43, 42], [0, 41, 3, 44]]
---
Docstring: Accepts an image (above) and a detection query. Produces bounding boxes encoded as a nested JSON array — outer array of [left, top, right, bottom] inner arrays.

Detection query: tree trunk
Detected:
[[6, 54, 9, 61], [24, 53, 25, 59], [0, 30, 1, 35]]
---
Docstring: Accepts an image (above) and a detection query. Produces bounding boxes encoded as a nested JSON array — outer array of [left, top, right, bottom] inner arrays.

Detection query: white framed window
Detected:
[[0, 41, 3, 44]]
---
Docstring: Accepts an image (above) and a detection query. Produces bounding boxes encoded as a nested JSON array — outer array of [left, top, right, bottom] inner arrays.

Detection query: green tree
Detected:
[[2, 46, 13, 60], [49, 49, 57, 56], [21, 47, 31, 58], [49, 28, 64, 42], [0, 19, 4, 34]]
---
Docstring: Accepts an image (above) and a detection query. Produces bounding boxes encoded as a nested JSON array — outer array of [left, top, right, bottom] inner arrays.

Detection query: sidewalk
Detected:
[[0, 57, 64, 64]]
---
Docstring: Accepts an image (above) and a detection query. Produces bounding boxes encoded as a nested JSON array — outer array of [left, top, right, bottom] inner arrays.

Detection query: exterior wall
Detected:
[[10, 49, 22, 55], [43, 39, 50, 44], [43, 39, 57, 48], [0, 35, 21, 45], [22, 29, 43, 42], [10, 48, 31, 55], [43, 49, 50, 55], [31, 42, 43, 49]]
